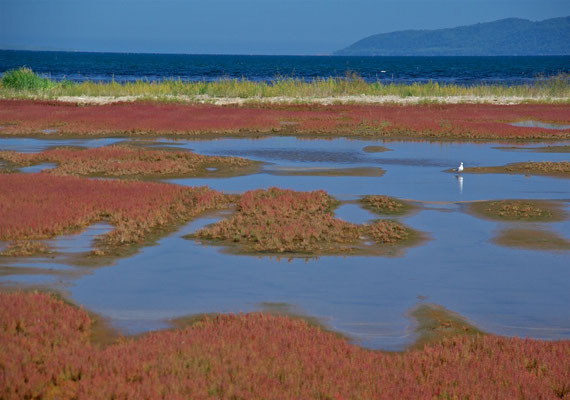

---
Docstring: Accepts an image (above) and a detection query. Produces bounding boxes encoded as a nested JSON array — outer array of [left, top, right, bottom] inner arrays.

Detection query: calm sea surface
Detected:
[[1, 50, 569, 84]]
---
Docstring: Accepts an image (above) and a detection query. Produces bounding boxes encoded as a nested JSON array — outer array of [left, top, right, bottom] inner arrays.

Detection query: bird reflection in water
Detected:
[[455, 174, 464, 193]]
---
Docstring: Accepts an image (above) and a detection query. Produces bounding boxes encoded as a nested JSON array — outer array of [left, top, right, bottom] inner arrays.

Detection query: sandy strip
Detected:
[[53, 94, 569, 106]]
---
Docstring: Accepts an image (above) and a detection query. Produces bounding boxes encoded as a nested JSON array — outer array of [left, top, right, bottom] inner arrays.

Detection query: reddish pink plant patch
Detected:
[[1, 291, 569, 399], [0, 173, 227, 254], [0, 100, 282, 135], [194, 188, 419, 255], [0, 100, 569, 139], [0, 145, 255, 178], [194, 187, 360, 253]]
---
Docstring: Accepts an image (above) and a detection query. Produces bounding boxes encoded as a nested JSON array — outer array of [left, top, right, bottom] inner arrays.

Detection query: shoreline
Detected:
[[3, 93, 570, 105], [0, 288, 484, 352]]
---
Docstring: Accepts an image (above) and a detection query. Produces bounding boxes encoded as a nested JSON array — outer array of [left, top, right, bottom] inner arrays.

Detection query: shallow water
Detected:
[[0, 136, 569, 350], [0, 223, 113, 274], [47, 222, 113, 254], [0, 137, 124, 153], [19, 163, 56, 173], [2, 274, 63, 286], [510, 121, 570, 130], [165, 137, 569, 201], [335, 204, 378, 224], [67, 206, 569, 350]]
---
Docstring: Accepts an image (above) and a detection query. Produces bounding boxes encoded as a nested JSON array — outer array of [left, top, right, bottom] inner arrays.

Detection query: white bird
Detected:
[[456, 162, 464, 173]]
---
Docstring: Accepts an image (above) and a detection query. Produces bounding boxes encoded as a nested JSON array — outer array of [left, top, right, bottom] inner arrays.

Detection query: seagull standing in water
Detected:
[[455, 162, 464, 173]]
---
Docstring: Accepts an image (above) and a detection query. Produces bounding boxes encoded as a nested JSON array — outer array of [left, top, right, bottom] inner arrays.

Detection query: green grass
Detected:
[[1, 67, 569, 101], [1, 67, 61, 91]]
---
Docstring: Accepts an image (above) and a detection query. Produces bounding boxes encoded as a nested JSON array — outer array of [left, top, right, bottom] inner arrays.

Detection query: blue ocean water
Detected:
[[0, 50, 568, 84]]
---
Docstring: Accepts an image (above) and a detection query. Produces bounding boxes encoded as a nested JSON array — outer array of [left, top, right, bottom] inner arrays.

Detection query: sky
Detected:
[[1, 0, 569, 55]]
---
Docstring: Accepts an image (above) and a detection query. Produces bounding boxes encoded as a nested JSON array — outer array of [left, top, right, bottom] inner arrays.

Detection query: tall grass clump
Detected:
[[535, 73, 570, 97], [0, 67, 57, 91]]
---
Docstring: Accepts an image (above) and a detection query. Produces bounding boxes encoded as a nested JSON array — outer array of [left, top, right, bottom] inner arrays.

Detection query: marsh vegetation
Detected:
[[2, 68, 570, 101], [493, 228, 570, 251], [494, 145, 570, 153], [1, 98, 569, 140], [1, 291, 568, 400], [0, 173, 229, 257], [362, 145, 392, 153], [0, 145, 258, 179], [469, 199, 566, 222], [190, 188, 419, 255], [463, 161, 570, 178], [1, 134, 569, 397], [361, 195, 414, 216]]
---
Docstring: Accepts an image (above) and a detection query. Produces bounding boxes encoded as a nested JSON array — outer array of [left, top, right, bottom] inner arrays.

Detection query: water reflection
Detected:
[[509, 120, 570, 130], [456, 175, 464, 194]]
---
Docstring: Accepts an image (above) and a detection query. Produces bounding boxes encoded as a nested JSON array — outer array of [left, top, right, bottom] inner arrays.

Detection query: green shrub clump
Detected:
[[1, 67, 56, 91]]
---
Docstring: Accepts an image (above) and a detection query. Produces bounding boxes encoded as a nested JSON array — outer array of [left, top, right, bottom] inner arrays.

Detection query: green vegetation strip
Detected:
[[469, 199, 566, 222], [493, 228, 570, 252], [361, 195, 414, 216], [462, 161, 570, 178], [363, 145, 392, 153], [410, 304, 483, 350], [493, 145, 570, 153], [1, 67, 569, 101]]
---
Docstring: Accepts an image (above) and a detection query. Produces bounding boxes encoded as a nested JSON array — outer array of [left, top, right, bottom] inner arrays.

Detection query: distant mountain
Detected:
[[335, 17, 570, 56]]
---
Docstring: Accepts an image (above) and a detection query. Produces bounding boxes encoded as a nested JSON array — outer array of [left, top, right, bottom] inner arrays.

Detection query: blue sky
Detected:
[[1, 0, 569, 54]]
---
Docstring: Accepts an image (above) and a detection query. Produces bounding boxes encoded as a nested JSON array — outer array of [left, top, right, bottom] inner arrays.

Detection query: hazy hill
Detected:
[[335, 17, 570, 56]]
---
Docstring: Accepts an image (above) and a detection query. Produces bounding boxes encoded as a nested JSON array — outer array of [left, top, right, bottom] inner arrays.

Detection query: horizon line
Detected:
[[2, 49, 570, 58]]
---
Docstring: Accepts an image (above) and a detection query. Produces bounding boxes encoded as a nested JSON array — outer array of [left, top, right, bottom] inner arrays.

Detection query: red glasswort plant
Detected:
[[194, 188, 417, 254], [0, 173, 228, 255], [464, 161, 570, 178], [1, 291, 569, 400], [361, 194, 411, 215], [195, 187, 360, 253], [0, 145, 255, 178], [1, 100, 569, 140]]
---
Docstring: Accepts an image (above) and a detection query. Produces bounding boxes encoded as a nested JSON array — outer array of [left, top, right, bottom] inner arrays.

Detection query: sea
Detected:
[[0, 50, 569, 85]]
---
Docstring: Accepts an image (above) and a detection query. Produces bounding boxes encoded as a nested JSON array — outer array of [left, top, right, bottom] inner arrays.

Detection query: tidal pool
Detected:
[[46, 222, 113, 254], [0, 136, 568, 350], [0, 223, 113, 275], [509, 120, 570, 130], [19, 162, 57, 173], [335, 203, 378, 224], [0, 137, 124, 153]]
